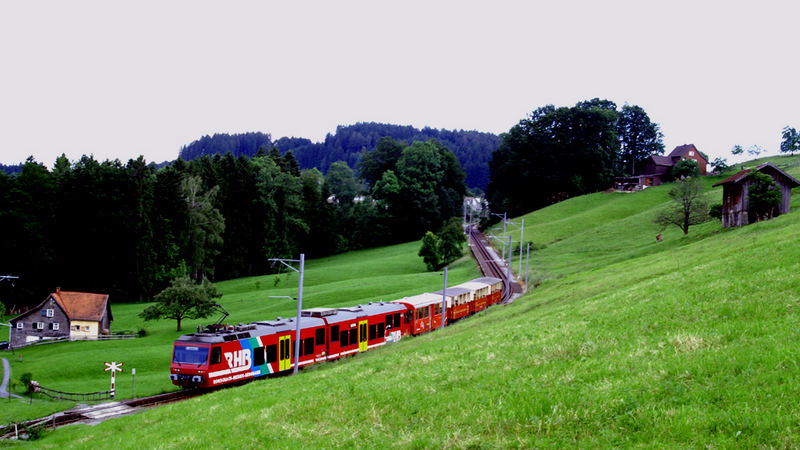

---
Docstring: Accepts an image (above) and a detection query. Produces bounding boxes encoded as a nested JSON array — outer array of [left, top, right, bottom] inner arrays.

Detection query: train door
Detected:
[[358, 320, 368, 352], [279, 335, 291, 371]]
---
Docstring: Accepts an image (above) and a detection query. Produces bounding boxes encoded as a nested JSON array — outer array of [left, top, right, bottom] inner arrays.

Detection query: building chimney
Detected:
[[56, 287, 61, 294]]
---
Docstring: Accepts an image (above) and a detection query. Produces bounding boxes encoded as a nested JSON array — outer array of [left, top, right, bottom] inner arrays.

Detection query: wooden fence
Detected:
[[14, 334, 136, 349], [33, 384, 114, 402]]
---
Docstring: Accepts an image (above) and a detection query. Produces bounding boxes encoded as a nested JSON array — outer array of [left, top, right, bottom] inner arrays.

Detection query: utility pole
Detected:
[[505, 235, 512, 302], [268, 254, 305, 375], [502, 212, 507, 261], [525, 242, 530, 293], [441, 267, 448, 329], [518, 218, 524, 279]]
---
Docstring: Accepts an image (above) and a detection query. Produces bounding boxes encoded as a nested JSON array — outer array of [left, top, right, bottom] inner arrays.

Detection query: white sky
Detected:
[[1, 1, 798, 166]]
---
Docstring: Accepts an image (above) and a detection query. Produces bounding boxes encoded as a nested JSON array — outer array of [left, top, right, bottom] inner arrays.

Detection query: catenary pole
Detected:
[[525, 242, 530, 293], [441, 267, 448, 329], [505, 235, 512, 302], [293, 253, 305, 375], [518, 218, 524, 278]]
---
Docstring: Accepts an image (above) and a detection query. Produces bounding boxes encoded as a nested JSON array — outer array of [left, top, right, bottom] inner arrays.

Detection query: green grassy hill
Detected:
[[16, 155, 800, 447], [0, 241, 480, 424]]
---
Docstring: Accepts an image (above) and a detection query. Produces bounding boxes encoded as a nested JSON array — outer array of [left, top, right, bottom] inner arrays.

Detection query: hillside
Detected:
[[178, 123, 501, 190], [19, 155, 800, 447], [0, 241, 480, 425]]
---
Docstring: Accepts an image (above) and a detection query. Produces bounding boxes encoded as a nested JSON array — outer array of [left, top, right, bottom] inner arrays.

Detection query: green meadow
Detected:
[[0, 241, 480, 425], [8, 155, 800, 447]]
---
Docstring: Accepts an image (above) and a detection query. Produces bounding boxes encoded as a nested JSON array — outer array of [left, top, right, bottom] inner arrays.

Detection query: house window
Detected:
[[46, 309, 54, 318], [74, 325, 80, 331], [84, 326, 90, 331], [36, 322, 44, 330], [688, 151, 695, 156], [53, 323, 60, 331], [16, 322, 23, 329]]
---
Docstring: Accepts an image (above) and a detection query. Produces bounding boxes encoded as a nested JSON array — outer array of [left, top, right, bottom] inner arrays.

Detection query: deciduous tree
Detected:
[[781, 126, 800, 155], [672, 159, 700, 179], [747, 171, 782, 222], [617, 104, 664, 175], [418, 232, 441, 271], [655, 178, 710, 235], [139, 276, 222, 331]]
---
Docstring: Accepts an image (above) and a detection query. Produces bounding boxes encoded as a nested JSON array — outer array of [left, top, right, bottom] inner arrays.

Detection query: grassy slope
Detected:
[[0, 241, 479, 424], [19, 155, 800, 447]]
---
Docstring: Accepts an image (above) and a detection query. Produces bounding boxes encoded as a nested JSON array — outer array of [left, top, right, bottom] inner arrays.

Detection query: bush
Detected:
[[137, 327, 148, 337], [672, 159, 700, 179], [19, 373, 33, 393], [709, 204, 723, 220]]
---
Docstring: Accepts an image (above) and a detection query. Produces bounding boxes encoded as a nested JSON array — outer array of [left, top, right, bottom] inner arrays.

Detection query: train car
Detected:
[[432, 287, 472, 322], [452, 280, 492, 314], [472, 276, 504, 305], [393, 293, 445, 335], [171, 302, 413, 389], [170, 316, 328, 388]]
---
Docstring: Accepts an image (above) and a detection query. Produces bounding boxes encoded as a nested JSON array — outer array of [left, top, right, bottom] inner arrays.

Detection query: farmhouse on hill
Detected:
[[8, 288, 113, 348], [712, 162, 800, 228], [614, 144, 708, 190]]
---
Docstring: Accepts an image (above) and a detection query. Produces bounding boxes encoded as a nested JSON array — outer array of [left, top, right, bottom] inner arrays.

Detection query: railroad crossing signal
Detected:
[[104, 361, 123, 398]]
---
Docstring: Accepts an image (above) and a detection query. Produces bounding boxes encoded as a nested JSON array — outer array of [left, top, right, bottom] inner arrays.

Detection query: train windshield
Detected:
[[173, 345, 209, 365]]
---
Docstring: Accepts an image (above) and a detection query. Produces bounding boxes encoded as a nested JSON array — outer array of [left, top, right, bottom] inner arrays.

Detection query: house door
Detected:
[[358, 320, 368, 352], [278, 335, 291, 371]]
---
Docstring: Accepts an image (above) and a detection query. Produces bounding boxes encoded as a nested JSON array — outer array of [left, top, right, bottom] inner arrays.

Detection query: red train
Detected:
[[170, 276, 504, 388]]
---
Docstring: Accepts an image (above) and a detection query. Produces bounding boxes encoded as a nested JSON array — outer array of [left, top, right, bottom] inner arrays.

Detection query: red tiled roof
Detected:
[[52, 291, 110, 322]]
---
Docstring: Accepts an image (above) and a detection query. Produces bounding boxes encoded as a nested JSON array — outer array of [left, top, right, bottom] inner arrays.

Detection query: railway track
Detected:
[[3, 226, 521, 439], [0, 389, 201, 439], [467, 226, 522, 301]]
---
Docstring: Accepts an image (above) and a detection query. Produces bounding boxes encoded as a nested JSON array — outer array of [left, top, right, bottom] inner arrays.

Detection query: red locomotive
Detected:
[[170, 276, 504, 388]]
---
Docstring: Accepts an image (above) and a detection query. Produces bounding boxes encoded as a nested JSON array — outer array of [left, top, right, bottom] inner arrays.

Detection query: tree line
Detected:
[[0, 139, 466, 310], [486, 99, 664, 217], [178, 122, 499, 191]]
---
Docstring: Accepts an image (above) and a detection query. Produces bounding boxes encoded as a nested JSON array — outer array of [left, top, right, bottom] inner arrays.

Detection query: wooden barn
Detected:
[[712, 162, 800, 227]]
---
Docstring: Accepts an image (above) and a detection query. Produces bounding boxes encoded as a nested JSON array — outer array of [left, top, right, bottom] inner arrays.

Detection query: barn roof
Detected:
[[649, 155, 674, 166], [712, 162, 800, 187]]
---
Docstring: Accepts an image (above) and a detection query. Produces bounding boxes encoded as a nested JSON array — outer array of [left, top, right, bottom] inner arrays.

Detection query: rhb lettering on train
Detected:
[[224, 349, 251, 368]]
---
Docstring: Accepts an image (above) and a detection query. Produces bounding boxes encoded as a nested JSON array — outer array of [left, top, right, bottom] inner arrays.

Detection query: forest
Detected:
[[486, 99, 664, 217], [178, 123, 500, 191], [0, 139, 465, 311]]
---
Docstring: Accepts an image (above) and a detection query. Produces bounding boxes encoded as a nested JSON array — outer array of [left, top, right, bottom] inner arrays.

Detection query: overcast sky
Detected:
[[1, 1, 798, 167]]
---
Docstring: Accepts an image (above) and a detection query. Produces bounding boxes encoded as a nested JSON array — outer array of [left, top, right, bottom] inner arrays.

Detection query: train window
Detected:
[[331, 325, 339, 342], [394, 313, 401, 328], [253, 347, 265, 366], [369, 324, 376, 341], [173, 345, 209, 365], [340, 330, 349, 346], [266, 345, 278, 363], [434, 304, 439, 315], [316, 328, 325, 346], [210, 346, 222, 365], [385, 315, 391, 329], [416, 309, 421, 320], [377, 323, 385, 338], [305, 338, 314, 355], [349, 329, 357, 345]]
